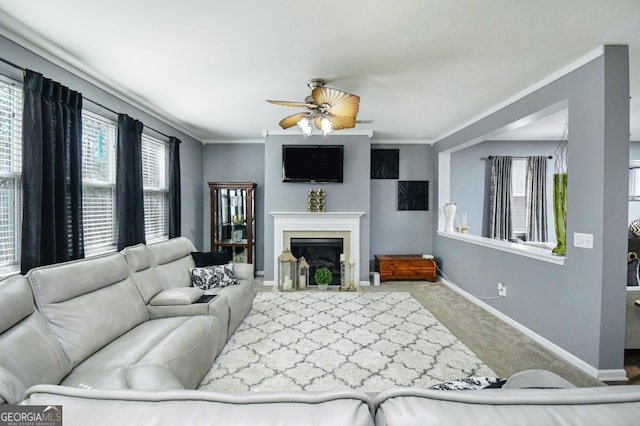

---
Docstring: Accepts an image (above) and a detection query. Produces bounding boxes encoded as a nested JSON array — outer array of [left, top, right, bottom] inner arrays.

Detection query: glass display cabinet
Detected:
[[209, 182, 257, 266]]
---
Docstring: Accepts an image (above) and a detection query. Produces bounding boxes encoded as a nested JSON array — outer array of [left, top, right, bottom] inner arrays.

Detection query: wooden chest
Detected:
[[374, 255, 436, 282]]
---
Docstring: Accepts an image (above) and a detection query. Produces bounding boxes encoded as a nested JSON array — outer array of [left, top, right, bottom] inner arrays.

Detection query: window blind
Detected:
[[631, 161, 640, 199], [81, 110, 117, 255], [511, 158, 527, 234], [0, 78, 22, 275], [142, 134, 169, 242]]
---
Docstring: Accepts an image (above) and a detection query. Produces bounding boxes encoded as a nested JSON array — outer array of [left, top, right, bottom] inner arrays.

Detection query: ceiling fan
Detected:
[[266, 78, 360, 136]]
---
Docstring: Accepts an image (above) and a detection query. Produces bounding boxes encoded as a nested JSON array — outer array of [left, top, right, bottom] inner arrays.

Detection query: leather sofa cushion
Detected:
[[147, 294, 230, 355], [0, 276, 71, 405], [204, 280, 254, 337], [121, 243, 165, 303], [148, 237, 197, 289], [149, 237, 197, 266], [122, 243, 152, 271], [27, 254, 149, 367], [61, 315, 219, 390], [0, 275, 35, 334], [28, 253, 130, 304], [150, 288, 204, 306], [24, 386, 375, 426], [374, 387, 640, 425]]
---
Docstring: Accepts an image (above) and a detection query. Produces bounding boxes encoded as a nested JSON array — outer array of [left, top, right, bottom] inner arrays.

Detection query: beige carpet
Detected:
[[255, 279, 605, 387], [199, 291, 495, 392]]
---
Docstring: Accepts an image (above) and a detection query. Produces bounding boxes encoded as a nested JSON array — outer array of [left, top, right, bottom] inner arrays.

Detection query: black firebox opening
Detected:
[[290, 237, 343, 285]]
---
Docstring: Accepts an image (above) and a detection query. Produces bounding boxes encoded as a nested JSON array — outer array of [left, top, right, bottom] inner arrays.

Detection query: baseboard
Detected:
[[438, 277, 628, 382], [261, 280, 370, 287], [597, 369, 629, 382]]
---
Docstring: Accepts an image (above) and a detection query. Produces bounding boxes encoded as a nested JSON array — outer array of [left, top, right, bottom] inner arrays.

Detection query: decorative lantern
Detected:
[[278, 248, 298, 291], [297, 256, 310, 289]]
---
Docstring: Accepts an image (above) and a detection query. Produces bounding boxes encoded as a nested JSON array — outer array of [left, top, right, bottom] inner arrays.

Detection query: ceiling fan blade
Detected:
[[327, 115, 357, 131], [311, 87, 360, 118], [314, 115, 357, 131], [266, 100, 317, 109], [279, 112, 309, 129]]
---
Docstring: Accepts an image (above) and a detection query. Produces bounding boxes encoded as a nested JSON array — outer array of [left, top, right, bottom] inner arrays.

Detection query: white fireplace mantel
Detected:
[[269, 212, 365, 286]]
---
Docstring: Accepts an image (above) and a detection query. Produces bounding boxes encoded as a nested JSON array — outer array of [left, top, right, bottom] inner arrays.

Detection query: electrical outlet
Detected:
[[574, 232, 594, 249], [497, 282, 507, 298]]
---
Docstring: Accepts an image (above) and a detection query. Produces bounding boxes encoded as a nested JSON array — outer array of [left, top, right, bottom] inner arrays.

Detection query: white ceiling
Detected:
[[1, 0, 639, 142]]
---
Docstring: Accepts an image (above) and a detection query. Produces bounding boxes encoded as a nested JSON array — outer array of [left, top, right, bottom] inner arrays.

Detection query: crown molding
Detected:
[[263, 129, 374, 138], [434, 46, 605, 144], [0, 11, 202, 142], [203, 139, 265, 144], [371, 139, 435, 145]]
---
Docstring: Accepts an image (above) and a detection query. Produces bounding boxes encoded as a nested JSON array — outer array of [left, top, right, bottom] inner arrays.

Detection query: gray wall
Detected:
[[202, 143, 265, 272], [0, 35, 205, 248], [263, 135, 371, 281], [434, 46, 629, 372], [369, 144, 435, 265], [629, 142, 640, 223], [450, 140, 557, 241]]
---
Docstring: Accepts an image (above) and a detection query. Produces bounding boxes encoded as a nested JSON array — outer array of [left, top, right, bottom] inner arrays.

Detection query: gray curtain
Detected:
[[489, 156, 513, 240], [116, 114, 145, 251], [21, 70, 84, 274], [525, 156, 548, 242], [168, 136, 181, 238]]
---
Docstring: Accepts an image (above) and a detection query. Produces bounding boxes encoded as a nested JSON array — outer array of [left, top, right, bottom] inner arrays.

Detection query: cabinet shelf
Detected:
[[209, 182, 257, 268]]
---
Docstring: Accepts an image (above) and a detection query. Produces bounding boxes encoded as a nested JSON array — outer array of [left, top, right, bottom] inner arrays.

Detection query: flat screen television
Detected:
[[282, 145, 344, 183]]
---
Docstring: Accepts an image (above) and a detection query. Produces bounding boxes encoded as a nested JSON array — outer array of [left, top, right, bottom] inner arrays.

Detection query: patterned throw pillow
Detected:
[[428, 377, 505, 390], [630, 219, 640, 237], [190, 264, 239, 289]]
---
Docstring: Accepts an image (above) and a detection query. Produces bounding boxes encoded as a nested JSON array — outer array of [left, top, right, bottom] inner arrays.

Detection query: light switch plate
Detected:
[[574, 232, 594, 249]]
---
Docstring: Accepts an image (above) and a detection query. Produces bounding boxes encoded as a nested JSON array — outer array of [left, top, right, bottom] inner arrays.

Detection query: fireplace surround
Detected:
[[291, 237, 343, 285], [269, 212, 365, 286]]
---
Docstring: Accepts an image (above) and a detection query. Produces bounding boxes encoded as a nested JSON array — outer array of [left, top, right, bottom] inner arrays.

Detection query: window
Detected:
[[630, 161, 640, 200], [81, 111, 117, 255], [142, 134, 169, 242], [511, 158, 527, 235], [0, 78, 22, 275]]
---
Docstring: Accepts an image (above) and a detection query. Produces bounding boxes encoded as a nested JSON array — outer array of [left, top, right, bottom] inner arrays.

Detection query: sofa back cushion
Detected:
[[148, 237, 197, 289], [0, 275, 71, 404], [23, 386, 375, 426], [121, 243, 165, 303], [374, 387, 640, 425], [27, 253, 148, 367]]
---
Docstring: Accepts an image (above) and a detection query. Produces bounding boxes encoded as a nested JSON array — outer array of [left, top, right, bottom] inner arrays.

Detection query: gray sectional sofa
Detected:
[[2, 237, 640, 425], [0, 237, 254, 404]]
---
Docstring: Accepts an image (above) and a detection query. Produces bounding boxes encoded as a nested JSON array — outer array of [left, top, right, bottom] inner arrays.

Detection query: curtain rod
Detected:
[[487, 155, 553, 159], [0, 56, 172, 140]]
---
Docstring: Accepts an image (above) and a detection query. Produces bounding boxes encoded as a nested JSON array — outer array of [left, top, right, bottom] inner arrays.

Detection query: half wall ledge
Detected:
[[437, 232, 565, 266]]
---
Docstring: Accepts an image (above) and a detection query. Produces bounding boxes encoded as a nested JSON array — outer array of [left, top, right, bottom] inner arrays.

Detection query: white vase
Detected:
[[443, 203, 457, 233]]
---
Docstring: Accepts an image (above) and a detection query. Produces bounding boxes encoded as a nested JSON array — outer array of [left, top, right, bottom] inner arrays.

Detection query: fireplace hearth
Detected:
[[270, 212, 365, 286], [291, 238, 343, 285]]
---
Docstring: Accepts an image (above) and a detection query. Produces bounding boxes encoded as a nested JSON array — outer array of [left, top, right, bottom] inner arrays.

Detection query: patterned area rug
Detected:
[[198, 291, 495, 392]]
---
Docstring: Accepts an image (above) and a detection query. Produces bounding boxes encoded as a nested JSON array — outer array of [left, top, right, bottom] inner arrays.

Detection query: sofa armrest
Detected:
[[503, 370, 576, 389], [233, 263, 254, 283], [23, 385, 375, 426], [149, 288, 204, 306]]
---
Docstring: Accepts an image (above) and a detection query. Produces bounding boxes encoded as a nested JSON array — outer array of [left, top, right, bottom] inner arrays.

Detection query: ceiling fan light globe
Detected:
[[321, 117, 333, 135], [297, 116, 312, 136]]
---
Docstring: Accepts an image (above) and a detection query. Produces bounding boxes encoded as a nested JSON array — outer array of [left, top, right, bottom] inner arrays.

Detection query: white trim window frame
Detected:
[[630, 160, 640, 201], [81, 110, 118, 256], [511, 158, 527, 237], [142, 134, 169, 243], [0, 77, 22, 276]]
